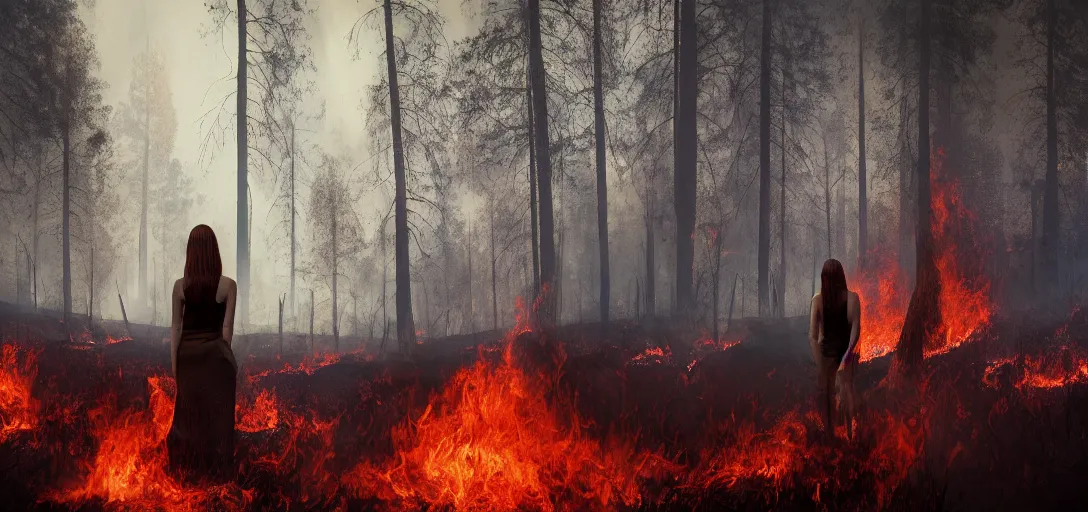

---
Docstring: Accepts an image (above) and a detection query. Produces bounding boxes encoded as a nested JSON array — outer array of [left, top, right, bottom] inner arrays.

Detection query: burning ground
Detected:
[[2, 298, 1088, 511]]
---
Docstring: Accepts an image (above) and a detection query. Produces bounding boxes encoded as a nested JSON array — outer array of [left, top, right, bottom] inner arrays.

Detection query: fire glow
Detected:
[[853, 147, 993, 362], [50, 376, 251, 511], [345, 302, 652, 511], [0, 341, 40, 444]]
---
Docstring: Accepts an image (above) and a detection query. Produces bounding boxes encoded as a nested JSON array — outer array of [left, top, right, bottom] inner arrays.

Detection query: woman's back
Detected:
[[814, 291, 857, 358], [181, 280, 227, 336]]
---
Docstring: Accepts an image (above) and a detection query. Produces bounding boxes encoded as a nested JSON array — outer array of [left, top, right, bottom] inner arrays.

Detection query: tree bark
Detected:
[[332, 195, 339, 353], [779, 45, 788, 318], [1041, 0, 1059, 290], [526, 62, 541, 300], [384, 0, 415, 353], [32, 169, 39, 310], [237, 0, 249, 330], [857, 15, 868, 270], [62, 106, 72, 324], [381, 218, 388, 346], [674, 0, 697, 315], [758, 0, 772, 317], [290, 121, 297, 319], [894, 0, 939, 377], [528, 0, 557, 327], [594, 0, 610, 328]]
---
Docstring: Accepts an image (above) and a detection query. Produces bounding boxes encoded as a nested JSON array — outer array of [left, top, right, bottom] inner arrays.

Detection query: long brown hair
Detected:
[[820, 258, 848, 332], [184, 224, 222, 298]]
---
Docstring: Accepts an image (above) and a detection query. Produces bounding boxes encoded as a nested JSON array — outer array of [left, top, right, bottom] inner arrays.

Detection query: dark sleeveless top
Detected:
[[821, 293, 851, 358], [182, 282, 226, 337]]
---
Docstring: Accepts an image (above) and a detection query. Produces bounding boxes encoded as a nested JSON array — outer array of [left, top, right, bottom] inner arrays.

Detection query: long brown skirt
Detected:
[[167, 332, 238, 484]]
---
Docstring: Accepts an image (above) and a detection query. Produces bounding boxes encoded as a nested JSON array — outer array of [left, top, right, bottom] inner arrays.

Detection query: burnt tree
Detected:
[[895, 0, 939, 376]]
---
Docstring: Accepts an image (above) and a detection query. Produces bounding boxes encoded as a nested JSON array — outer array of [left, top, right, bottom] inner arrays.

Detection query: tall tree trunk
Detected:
[[332, 198, 339, 353], [712, 230, 723, 340], [32, 164, 40, 310], [384, 0, 415, 353], [89, 240, 95, 326], [779, 46, 788, 318], [62, 112, 72, 324], [895, 0, 938, 376], [1041, 0, 1059, 290], [858, 15, 868, 270], [811, 226, 817, 297], [290, 121, 297, 319], [898, 95, 914, 280], [825, 143, 832, 259], [381, 219, 388, 345], [594, 0, 610, 327], [645, 214, 656, 316], [467, 220, 474, 332], [278, 294, 284, 355], [837, 181, 846, 259], [491, 204, 498, 331], [141, 59, 150, 303], [237, 0, 249, 330], [675, 0, 697, 315], [309, 289, 315, 356], [526, 60, 541, 300], [528, 0, 557, 327], [757, 0, 772, 317], [727, 273, 737, 330]]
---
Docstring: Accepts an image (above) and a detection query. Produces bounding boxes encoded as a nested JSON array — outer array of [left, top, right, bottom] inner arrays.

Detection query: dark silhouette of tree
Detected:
[[593, 0, 611, 328], [528, 0, 558, 327], [674, 0, 697, 317], [758, 0, 773, 317], [205, 0, 314, 329], [894, 0, 935, 376], [351, 0, 449, 355]]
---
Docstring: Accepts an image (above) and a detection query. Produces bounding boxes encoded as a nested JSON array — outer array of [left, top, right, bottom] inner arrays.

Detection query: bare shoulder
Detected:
[[172, 278, 183, 296], [221, 276, 237, 292]]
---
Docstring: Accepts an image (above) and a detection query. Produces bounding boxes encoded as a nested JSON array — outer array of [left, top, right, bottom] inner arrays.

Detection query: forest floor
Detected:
[[2, 300, 1088, 511]]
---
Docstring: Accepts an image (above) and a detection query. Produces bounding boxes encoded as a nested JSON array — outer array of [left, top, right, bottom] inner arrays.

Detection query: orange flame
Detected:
[[236, 388, 280, 433], [852, 147, 993, 361], [51, 376, 251, 510], [345, 298, 653, 511], [0, 342, 40, 444]]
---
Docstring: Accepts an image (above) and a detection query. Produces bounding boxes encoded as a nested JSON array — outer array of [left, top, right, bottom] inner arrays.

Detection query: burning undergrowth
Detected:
[[2, 294, 1088, 510]]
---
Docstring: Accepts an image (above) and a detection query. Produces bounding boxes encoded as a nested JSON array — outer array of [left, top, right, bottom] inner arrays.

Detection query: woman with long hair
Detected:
[[167, 224, 238, 483], [808, 258, 861, 439]]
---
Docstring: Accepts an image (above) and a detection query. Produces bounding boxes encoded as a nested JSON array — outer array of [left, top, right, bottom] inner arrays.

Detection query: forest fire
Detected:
[[346, 302, 653, 511], [49, 376, 251, 511], [0, 341, 40, 443], [236, 389, 280, 433], [853, 148, 993, 362], [0, 297, 1084, 510]]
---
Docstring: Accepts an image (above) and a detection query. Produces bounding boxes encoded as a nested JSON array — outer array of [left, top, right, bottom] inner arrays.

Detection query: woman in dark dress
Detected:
[[167, 224, 238, 483], [808, 258, 861, 440]]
